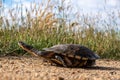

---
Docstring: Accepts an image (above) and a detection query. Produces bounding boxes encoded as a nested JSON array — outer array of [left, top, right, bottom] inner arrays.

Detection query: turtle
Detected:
[[18, 41, 100, 67]]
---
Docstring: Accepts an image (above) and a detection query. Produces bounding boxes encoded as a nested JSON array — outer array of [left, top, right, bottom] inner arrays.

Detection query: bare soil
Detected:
[[0, 56, 120, 80]]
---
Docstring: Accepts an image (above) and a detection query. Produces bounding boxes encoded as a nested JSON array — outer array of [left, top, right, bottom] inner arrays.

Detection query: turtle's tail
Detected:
[[18, 41, 43, 57]]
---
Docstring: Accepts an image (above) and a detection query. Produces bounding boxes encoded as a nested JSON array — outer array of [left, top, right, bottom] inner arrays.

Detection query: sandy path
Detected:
[[0, 56, 120, 80]]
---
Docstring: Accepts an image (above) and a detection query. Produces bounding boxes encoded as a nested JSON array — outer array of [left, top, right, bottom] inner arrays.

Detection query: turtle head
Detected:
[[18, 41, 26, 47]]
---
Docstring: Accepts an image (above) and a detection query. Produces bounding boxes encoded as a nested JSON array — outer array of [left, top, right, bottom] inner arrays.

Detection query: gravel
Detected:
[[0, 56, 120, 80]]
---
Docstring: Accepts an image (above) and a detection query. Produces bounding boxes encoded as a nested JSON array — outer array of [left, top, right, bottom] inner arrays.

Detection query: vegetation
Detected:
[[0, 0, 120, 60]]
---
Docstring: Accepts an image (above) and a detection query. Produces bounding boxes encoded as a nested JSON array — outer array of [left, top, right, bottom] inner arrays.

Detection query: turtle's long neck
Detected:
[[18, 41, 54, 58]]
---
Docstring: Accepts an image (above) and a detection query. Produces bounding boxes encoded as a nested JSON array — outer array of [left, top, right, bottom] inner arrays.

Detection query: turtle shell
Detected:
[[43, 44, 100, 67], [43, 44, 100, 60]]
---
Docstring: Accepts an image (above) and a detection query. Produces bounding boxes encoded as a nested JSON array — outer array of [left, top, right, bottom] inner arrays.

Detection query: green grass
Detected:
[[0, 27, 119, 60], [0, 1, 120, 60]]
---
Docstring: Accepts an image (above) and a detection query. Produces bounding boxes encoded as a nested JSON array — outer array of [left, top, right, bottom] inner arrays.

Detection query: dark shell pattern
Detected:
[[43, 44, 100, 60]]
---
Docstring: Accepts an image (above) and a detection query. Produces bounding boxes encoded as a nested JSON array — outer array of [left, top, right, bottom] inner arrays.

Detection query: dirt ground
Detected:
[[0, 56, 120, 80]]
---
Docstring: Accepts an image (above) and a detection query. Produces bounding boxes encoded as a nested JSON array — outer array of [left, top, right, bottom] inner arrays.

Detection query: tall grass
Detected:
[[0, 0, 120, 60]]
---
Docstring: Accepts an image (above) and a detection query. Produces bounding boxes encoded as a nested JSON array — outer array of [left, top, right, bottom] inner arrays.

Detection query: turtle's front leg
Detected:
[[51, 55, 67, 67]]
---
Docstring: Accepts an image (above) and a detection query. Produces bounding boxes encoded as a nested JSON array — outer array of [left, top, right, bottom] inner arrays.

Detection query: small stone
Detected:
[[0, 64, 2, 68], [26, 70, 31, 73], [10, 61, 14, 64], [72, 72, 75, 74], [58, 77, 64, 80], [110, 71, 116, 75]]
